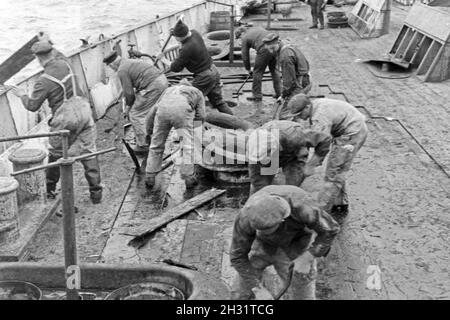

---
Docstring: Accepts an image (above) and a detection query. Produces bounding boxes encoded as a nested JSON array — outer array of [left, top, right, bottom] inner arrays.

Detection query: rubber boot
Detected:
[[215, 102, 234, 115], [81, 157, 102, 204], [330, 204, 349, 225], [46, 154, 61, 199], [145, 173, 156, 189]]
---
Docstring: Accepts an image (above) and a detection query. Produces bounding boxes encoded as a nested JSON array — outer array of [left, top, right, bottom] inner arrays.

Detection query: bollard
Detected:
[[0, 177, 20, 245], [8, 148, 47, 206]]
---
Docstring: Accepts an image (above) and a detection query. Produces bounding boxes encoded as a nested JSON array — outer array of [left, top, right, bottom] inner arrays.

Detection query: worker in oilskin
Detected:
[[144, 79, 205, 189], [235, 26, 281, 102], [103, 51, 168, 155], [307, 0, 326, 30], [11, 41, 102, 204], [161, 19, 233, 115], [247, 120, 331, 195], [286, 94, 368, 223], [230, 185, 340, 300], [263, 33, 312, 120]]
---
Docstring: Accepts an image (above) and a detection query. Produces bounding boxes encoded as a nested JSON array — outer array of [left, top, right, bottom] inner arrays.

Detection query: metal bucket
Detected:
[[0, 280, 42, 300], [104, 282, 185, 300]]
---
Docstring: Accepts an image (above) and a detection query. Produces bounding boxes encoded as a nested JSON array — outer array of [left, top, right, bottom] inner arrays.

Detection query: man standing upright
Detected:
[[263, 33, 312, 120], [235, 26, 281, 102], [103, 51, 168, 155], [287, 94, 368, 223], [307, 0, 326, 30], [163, 20, 233, 115], [11, 41, 102, 203]]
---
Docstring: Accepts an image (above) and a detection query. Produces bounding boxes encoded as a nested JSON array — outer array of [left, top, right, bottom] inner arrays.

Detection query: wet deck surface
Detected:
[[27, 2, 450, 299]]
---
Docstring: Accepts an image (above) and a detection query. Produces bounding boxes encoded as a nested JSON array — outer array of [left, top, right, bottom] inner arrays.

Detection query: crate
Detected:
[[389, 2, 450, 82], [348, 0, 391, 38]]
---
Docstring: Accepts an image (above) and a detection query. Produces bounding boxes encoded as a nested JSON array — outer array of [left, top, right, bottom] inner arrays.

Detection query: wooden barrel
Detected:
[[0, 177, 20, 245], [209, 11, 231, 32]]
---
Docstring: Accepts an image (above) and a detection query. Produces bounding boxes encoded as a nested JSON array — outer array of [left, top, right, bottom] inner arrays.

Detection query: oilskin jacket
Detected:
[[278, 43, 310, 98], [230, 185, 340, 284], [20, 58, 83, 114], [261, 120, 331, 165], [309, 98, 366, 138], [117, 59, 163, 107], [241, 27, 268, 71]]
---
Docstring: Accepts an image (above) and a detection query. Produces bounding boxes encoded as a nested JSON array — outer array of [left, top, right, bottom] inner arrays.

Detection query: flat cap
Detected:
[[31, 40, 53, 55], [243, 193, 291, 233], [262, 33, 279, 44], [103, 50, 118, 65], [287, 93, 310, 115]]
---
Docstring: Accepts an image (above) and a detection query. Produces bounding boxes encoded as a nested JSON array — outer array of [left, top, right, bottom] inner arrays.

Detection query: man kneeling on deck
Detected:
[[160, 19, 233, 115], [103, 51, 169, 155], [230, 185, 340, 300], [144, 79, 205, 189], [248, 120, 331, 195], [11, 41, 102, 203], [263, 33, 312, 120], [286, 94, 368, 223]]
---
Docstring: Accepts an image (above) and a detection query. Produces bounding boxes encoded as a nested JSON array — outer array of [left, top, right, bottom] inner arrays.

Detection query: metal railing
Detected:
[[1, 129, 116, 300]]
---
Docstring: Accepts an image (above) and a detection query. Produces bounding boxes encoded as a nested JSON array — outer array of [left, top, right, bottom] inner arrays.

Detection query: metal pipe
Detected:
[[0, 130, 70, 143], [10, 147, 117, 177]]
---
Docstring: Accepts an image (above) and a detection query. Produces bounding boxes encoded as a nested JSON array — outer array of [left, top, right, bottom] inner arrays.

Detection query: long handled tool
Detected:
[[272, 98, 284, 120], [274, 262, 294, 300], [153, 15, 184, 67], [232, 74, 251, 98], [122, 138, 141, 173]]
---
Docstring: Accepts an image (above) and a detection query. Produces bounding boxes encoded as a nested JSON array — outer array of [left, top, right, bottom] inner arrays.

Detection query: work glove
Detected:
[[247, 69, 253, 78], [251, 283, 274, 300], [303, 164, 316, 177], [129, 49, 143, 58], [10, 86, 26, 97], [123, 105, 131, 120], [276, 96, 283, 104], [309, 244, 331, 258], [294, 250, 315, 275]]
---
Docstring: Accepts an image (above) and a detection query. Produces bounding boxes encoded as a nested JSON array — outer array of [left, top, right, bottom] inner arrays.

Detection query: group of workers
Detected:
[[10, 14, 367, 300]]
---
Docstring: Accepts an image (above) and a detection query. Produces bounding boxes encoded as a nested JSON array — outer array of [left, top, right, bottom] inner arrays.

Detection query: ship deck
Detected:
[[26, 2, 450, 299]]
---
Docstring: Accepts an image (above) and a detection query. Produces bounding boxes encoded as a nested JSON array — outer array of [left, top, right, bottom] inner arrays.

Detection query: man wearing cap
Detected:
[[287, 94, 368, 223], [11, 41, 102, 203], [163, 20, 233, 115], [235, 26, 281, 102], [306, 0, 326, 30], [230, 185, 340, 299], [263, 33, 311, 120], [103, 51, 168, 154], [144, 79, 205, 189], [247, 120, 331, 195]]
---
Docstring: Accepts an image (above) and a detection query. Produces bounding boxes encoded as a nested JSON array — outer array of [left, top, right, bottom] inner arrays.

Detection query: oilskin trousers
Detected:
[[232, 238, 317, 300], [318, 123, 368, 213], [146, 97, 202, 180], [249, 147, 309, 195], [129, 75, 168, 147], [192, 64, 233, 115], [309, 0, 325, 27], [46, 98, 102, 198], [253, 47, 281, 99]]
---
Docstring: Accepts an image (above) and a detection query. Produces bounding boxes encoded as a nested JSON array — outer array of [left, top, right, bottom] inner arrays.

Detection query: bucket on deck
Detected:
[[104, 282, 185, 300], [8, 148, 47, 206], [209, 11, 231, 32], [0, 281, 42, 300]]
